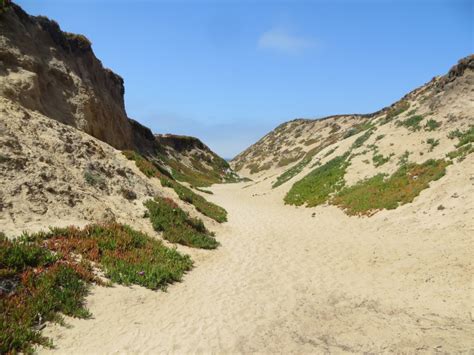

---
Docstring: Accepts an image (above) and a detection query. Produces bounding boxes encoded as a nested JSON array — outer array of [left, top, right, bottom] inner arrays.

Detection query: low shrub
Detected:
[[455, 125, 474, 147], [397, 115, 424, 131], [382, 100, 410, 123], [372, 153, 393, 167], [332, 159, 449, 215], [447, 129, 462, 140], [426, 138, 439, 152], [424, 119, 441, 131], [284, 153, 350, 207], [323, 146, 338, 157], [30, 224, 192, 290], [123, 150, 227, 222], [84, 169, 106, 189], [277, 153, 304, 167], [194, 186, 213, 195], [164, 178, 227, 223], [122, 150, 164, 178], [272, 146, 324, 188], [145, 197, 219, 249], [446, 143, 473, 162], [0, 224, 192, 353], [351, 129, 374, 149]]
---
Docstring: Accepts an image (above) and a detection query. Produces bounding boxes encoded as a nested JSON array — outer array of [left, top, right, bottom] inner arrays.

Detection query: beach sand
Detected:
[[40, 155, 473, 353]]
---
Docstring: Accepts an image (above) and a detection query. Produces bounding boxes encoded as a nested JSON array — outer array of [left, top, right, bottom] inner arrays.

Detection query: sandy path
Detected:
[[41, 160, 473, 353]]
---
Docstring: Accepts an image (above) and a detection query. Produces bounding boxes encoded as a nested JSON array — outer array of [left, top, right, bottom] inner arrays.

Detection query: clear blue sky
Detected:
[[17, 0, 473, 158]]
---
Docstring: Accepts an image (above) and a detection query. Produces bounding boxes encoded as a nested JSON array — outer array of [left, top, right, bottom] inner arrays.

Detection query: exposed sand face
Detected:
[[41, 155, 473, 354]]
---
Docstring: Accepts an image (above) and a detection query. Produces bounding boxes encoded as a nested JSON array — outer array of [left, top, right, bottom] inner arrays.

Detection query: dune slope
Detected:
[[40, 161, 473, 353]]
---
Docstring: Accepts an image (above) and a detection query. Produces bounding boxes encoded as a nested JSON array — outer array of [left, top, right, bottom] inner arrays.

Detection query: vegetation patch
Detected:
[[351, 129, 375, 149], [397, 115, 424, 131], [424, 119, 441, 131], [323, 146, 338, 157], [277, 152, 305, 167], [272, 146, 324, 188], [83, 169, 106, 189], [344, 121, 375, 139], [162, 178, 227, 223], [304, 137, 320, 146], [145, 197, 219, 249], [0, 224, 192, 353], [447, 129, 462, 140], [123, 151, 227, 223], [122, 150, 168, 179], [248, 161, 272, 174], [273, 157, 310, 188], [284, 153, 350, 207], [332, 159, 449, 215], [372, 153, 393, 167], [398, 151, 410, 166], [426, 138, 439, 152], [382, 100, 410, 123], [193, 186, 213, 194], [454, 125, 474, 147], [64, 33, 92, 51], [446, 143, 473, 162]]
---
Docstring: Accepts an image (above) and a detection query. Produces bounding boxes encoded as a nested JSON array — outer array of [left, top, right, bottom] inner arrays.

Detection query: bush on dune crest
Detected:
[[0, 224, 192, 353]]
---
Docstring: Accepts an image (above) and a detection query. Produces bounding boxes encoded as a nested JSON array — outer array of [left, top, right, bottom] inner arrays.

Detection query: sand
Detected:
[[40, 154, 474, 354]]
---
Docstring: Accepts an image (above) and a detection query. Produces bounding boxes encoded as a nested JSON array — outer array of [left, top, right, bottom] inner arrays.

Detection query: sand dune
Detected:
[[41, 155, 474, 353]]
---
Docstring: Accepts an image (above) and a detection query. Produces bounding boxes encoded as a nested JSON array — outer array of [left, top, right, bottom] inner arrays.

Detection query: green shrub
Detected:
[[84, 170, 106, 189], [455, 125, 474, 147], [424, 119, 441, 131], [375, 134, 385, 141], [372, 153, 393, 167], [64, 33, 92, 50], [1, 224, 191, 353], [332, 159, 449, 215], [382, 100, 410, 123], [446, 143, 473, 162], [123, 150, 164, 178], [194, 186, 213, 195], [447, 129, 462, 140], [398, 151, 410, 166], [398, 115, 424, 131], [351, 129, 374, 149], [277, 153, 304, 167], [30, 223, 193, 289], [284, 153, 350, 207], [323, 146, 338, 157], [164, 178, 227, 223], [145, 198, 219, 249], [426, 138, 439, 152], [248, 161, 272, 174], [344, 122, 375, 139], [123, 150, 227, 222], [272, 146, 324, 188], [273, 157, 311, 188], [344, 128, 358, 139]]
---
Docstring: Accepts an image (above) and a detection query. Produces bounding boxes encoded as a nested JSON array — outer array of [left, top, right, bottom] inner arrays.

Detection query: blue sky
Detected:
[[17, 0, 473, 158]]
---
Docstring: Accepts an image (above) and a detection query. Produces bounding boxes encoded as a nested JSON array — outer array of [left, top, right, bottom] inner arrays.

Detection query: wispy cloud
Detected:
[[258, 28, 315, 54]]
